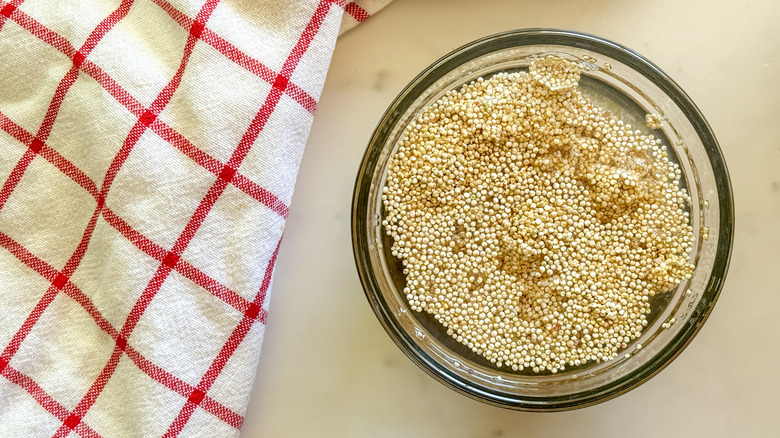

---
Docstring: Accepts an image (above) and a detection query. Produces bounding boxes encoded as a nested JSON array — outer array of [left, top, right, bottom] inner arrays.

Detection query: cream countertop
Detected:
[[242, 0, 780, 436]]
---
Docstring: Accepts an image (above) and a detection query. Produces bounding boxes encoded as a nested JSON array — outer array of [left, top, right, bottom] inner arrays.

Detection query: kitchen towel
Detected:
[[0, 0, 389, 436]]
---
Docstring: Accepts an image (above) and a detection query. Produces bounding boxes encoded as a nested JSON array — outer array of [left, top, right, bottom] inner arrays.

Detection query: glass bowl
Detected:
[[351, 29, 733, 410]]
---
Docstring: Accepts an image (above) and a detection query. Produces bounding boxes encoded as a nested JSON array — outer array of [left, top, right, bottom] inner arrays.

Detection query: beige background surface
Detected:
[[242, 0, 780, 436]]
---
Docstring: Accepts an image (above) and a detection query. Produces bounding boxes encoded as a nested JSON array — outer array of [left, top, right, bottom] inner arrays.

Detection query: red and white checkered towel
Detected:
[[0, 0, 389, 436]]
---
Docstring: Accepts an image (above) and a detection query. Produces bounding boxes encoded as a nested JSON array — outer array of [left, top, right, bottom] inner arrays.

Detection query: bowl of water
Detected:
[[352, 29, 734, 410]]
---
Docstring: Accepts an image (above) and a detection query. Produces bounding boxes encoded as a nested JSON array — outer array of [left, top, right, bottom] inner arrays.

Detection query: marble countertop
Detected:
[[241, 0, 780, 436]]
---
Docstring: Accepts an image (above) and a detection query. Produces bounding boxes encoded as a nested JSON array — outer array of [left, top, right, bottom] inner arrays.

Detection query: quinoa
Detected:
[[381, 56, 695, 373]]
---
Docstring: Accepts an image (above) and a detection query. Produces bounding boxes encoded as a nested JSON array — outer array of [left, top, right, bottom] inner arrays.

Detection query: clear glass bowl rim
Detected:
[[351, 28, 734, 410]]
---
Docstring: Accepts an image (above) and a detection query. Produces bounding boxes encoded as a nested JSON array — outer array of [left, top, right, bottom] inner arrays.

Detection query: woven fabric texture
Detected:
[[0, 0, 389, 436]]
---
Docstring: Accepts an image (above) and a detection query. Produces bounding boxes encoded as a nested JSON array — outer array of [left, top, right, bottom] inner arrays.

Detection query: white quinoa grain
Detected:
[[381, 56, 695, 372]]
